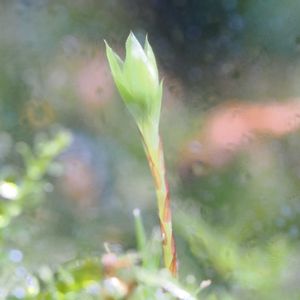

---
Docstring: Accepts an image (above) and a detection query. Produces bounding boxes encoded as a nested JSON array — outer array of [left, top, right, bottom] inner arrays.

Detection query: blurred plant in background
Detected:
[[0, 131, 70, 298], [4, 210, 200, 300], [0, 131, 70, 231]]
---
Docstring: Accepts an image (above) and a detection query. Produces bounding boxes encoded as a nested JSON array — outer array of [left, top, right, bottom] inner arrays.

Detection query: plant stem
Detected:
[[142, 135, 177, 276]]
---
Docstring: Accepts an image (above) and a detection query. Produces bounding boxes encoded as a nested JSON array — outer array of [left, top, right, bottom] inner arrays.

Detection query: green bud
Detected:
[[105, 33, 162, 133]]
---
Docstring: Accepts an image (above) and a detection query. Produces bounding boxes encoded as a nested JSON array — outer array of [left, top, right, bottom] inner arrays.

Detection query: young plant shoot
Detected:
[[105, 33, 177, 276]]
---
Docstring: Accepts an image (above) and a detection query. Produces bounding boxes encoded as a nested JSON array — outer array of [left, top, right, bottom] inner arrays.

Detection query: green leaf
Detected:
[[133, 208, 147, 256], [144, 36, 158, 75], [105, 33, 162, 130]]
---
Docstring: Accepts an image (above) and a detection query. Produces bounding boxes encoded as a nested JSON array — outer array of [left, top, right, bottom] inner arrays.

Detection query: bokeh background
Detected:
[[2, 0, 300, 298]]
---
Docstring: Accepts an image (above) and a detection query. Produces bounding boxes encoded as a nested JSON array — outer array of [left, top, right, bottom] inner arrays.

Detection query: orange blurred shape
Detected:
[[22, 100, 55, 128], [60, 155, 97, 208], [179, 99, 300, 177], [77, 52, 114, 109]]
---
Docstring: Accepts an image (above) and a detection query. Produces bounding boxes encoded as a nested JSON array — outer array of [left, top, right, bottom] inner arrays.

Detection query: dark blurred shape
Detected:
[[149, 0, 227, 42], [139, 0, 241, 77]]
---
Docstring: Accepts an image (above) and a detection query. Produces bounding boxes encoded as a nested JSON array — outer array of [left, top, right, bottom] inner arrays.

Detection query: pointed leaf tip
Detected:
[[144, 36, 157, 72]]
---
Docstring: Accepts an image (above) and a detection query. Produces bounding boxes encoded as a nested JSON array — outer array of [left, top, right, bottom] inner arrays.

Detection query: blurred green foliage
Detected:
[[0, 131, 70, 231], [5, 210, 199, 300]]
